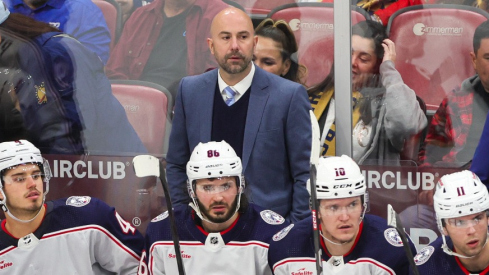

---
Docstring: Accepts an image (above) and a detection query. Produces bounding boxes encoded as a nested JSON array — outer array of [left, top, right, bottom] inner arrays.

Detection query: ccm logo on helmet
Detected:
[[334, 184, 352, 189]]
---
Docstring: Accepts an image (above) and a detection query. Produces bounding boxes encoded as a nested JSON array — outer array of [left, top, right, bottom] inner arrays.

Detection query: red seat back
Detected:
[[387, 4, 489, 114], [269, 3, 369, 87], [231, 0, 296, 15], [110, 80, 173, 155]]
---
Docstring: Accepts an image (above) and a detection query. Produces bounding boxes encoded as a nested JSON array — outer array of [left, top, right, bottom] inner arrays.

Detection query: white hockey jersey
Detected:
[[0, 196, 144, 274], [139, 204, 288, 275], [268, 214, 413, 275]]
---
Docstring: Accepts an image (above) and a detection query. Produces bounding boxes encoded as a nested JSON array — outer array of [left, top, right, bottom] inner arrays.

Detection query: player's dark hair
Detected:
[[255, 18, 307, 85], [352, 20, 387, 61], [473, 20, 489, 54]]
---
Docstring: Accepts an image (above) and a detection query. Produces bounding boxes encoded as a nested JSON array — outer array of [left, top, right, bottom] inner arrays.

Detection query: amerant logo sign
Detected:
[[289, 19, 333, 32], [412, 23, 463, 36]]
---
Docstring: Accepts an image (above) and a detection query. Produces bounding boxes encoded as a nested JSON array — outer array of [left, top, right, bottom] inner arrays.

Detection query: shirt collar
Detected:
[[218, 62, 255, 95]]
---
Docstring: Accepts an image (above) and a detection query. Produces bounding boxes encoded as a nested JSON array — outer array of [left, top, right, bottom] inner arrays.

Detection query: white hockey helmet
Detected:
[[0, 140, 46, 183], [434, 170, 489, 222], [0, 1, 10, 25], [0, 140, 51, 218], [308, 155, 366, 200], [186, 141, 244, 199], [434, 170, 489, 258]]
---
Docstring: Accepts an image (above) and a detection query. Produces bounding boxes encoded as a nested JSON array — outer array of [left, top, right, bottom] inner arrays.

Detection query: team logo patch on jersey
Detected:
[[260, 210, 285, 225], [273, 224, 294, 241], [384, 228, 403, 247], [151, 211, 169, 222], [35, 83, 47, 104], [414, 246, 434, 266], [66, 196, 91, 207]]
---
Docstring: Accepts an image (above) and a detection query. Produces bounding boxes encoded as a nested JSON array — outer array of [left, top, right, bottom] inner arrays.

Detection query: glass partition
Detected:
[[1, 0, 487, 238]]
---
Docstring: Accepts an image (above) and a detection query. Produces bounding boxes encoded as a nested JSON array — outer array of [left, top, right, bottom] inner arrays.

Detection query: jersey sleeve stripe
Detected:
[[273, 257, 316, 272], [42, 225, 141, 260], [347, 258, 395, 275]]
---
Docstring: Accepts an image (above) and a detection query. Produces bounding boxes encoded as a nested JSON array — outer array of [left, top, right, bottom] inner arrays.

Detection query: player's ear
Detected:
[[442, 227, 449, 236]]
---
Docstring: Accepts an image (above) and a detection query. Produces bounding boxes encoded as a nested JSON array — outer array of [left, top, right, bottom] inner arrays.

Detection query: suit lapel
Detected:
[[200, 69, 218, 142], [242, 67, 270, 170]]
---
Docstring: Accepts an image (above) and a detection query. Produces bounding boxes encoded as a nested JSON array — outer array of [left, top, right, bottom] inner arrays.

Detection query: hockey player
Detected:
[[0, 140, 144, 274], [268, 155, 412, 275], [139, 141, 289, 274], [415, 170, 489, 274]]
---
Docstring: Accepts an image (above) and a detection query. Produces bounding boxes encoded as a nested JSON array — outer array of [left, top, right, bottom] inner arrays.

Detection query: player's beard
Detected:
[[217, 51, 252, 75], [198, 197, 238, 224], [6, 197, 43, 220]]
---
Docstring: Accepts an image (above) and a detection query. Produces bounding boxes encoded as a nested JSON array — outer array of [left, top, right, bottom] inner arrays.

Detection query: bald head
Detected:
[[208, 7, 257, 84], [210, 7, 254, 39]]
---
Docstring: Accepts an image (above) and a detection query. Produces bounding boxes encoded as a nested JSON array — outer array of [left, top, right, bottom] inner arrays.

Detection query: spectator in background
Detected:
[[357, 0, 423, 26], [253, 18, 307, 86], [3, 0, 111, 64], [308, 20, 426, 164], [0, 5, 146, 155], [419, 20, 489, 167], [166, 7, 312, 223], [106, 0, 229, 98]]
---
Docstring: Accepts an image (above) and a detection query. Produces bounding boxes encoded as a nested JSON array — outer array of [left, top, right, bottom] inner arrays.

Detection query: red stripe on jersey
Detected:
[[0, 246, 17, 256], [347, 258, 394, 275], [321, 221, 364, 257], [1, 204, 47, 239], [195, 213, 241, 236], [273, 258, 316, 272], [227, 241, 269, 248], [455, 254, 489, 274]]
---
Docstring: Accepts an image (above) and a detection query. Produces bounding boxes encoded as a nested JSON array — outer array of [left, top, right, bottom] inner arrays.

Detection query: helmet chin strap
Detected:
[[441, 232, 489, 259], [189, 192, 242, 226], [319, 202, 367, 247], [320, 230, 350, 246], [0, 188, 46, 224]]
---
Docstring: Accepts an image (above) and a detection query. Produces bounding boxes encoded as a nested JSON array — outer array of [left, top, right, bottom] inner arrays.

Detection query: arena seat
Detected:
[[269, 3, 370, 87], [93, 0, 123, 50], [231, 0, 296, 20], [387, 4, 489, 115], [110, 80, 173, 155]]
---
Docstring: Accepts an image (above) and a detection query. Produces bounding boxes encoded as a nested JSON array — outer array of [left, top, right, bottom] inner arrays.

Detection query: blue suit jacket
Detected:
[[166, 66, 312, 222]]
